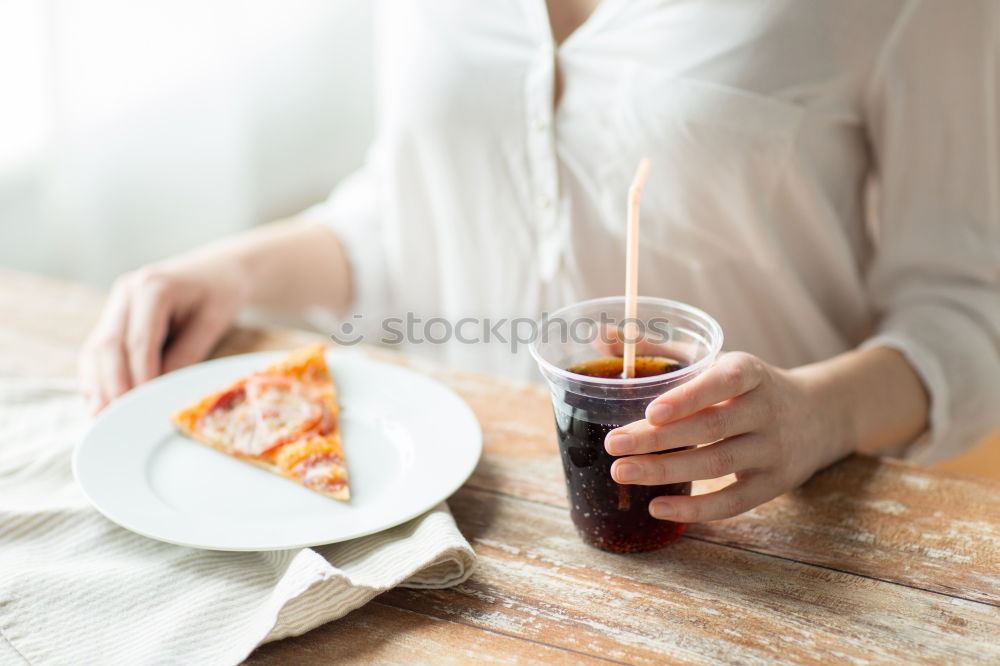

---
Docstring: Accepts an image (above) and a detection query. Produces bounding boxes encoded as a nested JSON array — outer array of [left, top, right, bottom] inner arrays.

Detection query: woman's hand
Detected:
[[604, 351, 859, 523], [79, 252, 247, 413], [78, 220, 354, 413]]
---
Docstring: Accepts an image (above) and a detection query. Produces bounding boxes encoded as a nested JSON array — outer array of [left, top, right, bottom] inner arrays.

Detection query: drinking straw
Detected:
[[622, 158, 651, 379]]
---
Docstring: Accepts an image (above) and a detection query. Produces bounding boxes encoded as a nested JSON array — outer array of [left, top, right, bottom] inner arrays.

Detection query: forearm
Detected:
[[791, 345, 930, 457], [176, 218, 353, 314]]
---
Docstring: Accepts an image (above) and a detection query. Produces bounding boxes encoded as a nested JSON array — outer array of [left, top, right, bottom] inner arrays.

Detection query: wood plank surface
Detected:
[[249, 485, 1000, 665], [377, 487, 1000, 665], [3, 266, 1000, 664], [688, 458, 1000, 606], [245, 601, 608, 665]]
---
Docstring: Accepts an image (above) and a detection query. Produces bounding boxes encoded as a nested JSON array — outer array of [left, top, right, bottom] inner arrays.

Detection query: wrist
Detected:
[[162, 241, 253, 309], [787, 346, 930, 458], [220, 244, 257, 308], [786, 363, 861, 464]]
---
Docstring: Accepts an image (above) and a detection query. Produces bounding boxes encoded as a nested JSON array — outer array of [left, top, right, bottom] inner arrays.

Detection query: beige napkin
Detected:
[[0, 378, 476, 665]]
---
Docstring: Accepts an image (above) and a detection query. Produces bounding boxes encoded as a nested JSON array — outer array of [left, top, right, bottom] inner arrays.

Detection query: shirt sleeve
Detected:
[[298, 156, 390, 329], [861, 0, 1000, 463]]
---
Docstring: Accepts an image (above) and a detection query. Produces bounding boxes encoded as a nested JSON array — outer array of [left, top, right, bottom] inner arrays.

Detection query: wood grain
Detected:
[[3, 266, 1000, 664], [385, 488, 1000, 665], [687, 456, 1000, 606], [245, 601, 608, 665]]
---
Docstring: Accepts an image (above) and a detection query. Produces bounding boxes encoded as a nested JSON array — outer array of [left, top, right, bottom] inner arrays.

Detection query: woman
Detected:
[[80, 1, 1000, 523]]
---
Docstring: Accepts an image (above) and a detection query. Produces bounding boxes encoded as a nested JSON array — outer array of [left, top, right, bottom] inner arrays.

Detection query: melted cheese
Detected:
[[200, 374, 319, 457], [199, 393, 259, 453], [293, 453, 347, 491]]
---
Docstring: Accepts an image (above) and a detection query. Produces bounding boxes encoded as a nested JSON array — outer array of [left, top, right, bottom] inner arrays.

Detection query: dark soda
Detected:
[[555, 356, 690, 553]]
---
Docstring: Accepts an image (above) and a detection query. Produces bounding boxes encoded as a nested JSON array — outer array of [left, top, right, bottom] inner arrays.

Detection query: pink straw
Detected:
[[623, 158, 651, 379]]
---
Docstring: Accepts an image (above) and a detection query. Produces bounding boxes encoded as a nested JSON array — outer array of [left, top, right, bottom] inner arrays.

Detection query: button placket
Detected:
[[524, 42, 561, 281]]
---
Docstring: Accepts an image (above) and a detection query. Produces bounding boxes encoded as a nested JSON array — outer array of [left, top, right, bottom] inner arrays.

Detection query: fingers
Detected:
[[80, 269, 176, 412], [79, 347, 129, 414], [648, 472, 779, 523], [162, 306, 231, 373], [80, 283, 133, 412], [79, 259, 238, 413], [125, 271, 172, 385], [96, 342, 132, 404], [610, 434, 764, 485], [606, 391, 766, 455], [644, 352, 766, 426]]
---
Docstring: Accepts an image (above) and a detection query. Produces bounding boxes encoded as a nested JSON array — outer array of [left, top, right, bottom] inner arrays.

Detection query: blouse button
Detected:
[[536, 194, 551, 209]]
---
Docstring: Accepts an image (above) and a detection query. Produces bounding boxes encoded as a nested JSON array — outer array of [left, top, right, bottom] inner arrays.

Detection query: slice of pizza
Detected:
[[172, 344, 350, 501]]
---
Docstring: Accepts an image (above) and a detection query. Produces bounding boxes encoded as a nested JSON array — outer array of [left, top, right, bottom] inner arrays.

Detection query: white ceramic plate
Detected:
[[73, 351, 482, 551]]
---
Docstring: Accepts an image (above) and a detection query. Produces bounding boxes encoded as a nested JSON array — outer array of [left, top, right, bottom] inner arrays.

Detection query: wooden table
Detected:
[[3, 267, 999, 664]]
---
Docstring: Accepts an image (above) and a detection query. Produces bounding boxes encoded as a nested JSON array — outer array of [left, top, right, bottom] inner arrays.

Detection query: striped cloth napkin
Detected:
[[0, 379, 476, 665]]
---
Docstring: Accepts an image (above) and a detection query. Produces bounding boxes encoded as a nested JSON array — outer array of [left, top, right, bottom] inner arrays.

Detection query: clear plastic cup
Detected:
[[529, 296, 723, 553]]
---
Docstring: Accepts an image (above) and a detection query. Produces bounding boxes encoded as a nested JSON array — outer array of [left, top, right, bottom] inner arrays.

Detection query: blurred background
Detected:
[[0, 0, 373, 287]]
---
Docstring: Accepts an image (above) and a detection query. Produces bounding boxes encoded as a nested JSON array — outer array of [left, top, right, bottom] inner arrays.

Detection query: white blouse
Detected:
[[306, 0, 1000, 463]]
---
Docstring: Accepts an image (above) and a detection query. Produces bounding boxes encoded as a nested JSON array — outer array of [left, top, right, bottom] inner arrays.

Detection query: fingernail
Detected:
[[647, 403, 672, 425], [650, 499, 675, 519], [614, 461, 641, 483], [605, 433, 634, 455]]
